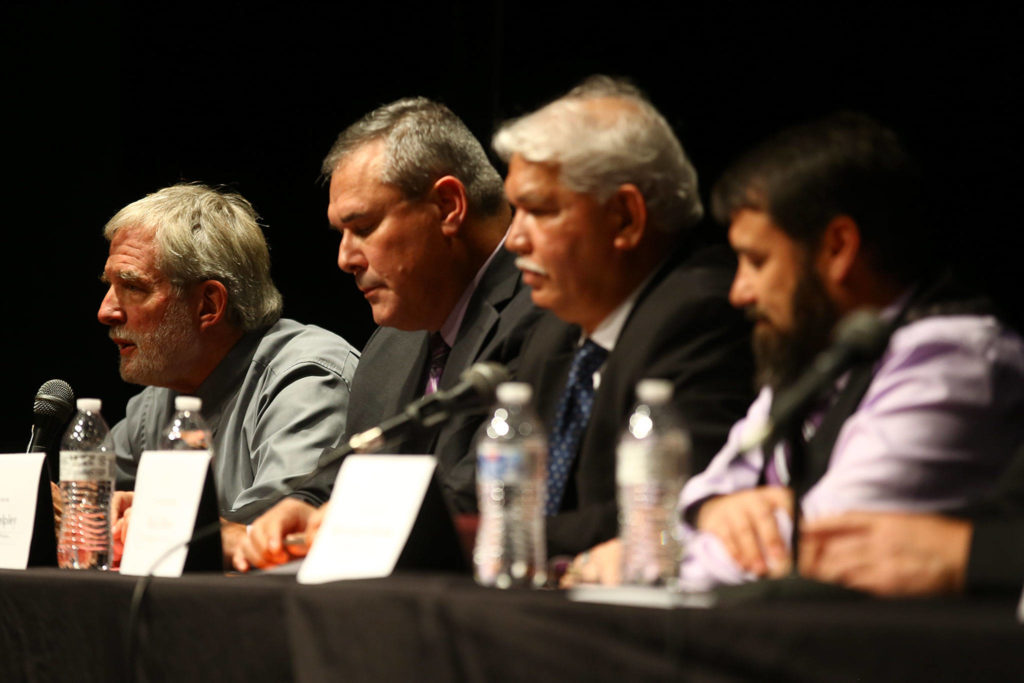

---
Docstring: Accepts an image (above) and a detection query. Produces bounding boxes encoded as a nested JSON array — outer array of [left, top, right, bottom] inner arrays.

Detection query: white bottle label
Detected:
[[617, 442, 653, 486], [60, 451, 116, 481]]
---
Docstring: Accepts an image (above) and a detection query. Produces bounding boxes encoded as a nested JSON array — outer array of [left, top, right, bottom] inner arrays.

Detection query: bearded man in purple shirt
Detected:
[[566, 113, 1024, 590], [674, 113, 1024, 589]]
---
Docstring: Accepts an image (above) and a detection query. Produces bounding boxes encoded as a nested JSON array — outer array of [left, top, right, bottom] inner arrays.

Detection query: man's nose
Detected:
[[505, 210, 531, 254], [97, 287, 124, 326], [728, 269, 754, 310], [337, 232, 367, 274]]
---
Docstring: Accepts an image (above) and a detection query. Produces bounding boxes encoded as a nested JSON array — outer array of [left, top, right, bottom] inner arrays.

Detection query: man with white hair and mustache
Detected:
[[495, 76, 754, 556], [98, 183, 358, 562]]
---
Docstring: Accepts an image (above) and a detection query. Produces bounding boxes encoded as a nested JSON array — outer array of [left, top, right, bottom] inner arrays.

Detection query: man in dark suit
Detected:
[[493, 76, 754, 556], [233, 98, 539, 570]]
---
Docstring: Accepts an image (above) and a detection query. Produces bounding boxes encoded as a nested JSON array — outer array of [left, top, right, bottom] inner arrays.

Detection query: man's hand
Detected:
[[695, 486, 793, 577], [800, 511, 972, 596], [304, 502, 329, 548], [50, 481, 63, 535], [111, 491, 135, 565], [560, 538, 622, 588], [220, 521, 248, 568], [231, 497, 318, 572]]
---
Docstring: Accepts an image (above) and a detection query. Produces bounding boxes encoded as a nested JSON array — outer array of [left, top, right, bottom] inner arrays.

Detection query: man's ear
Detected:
[[610, 184, 648, 251], [432, 175, 469, 237], [196, 280, 230, 331], [817, 214, 861, 286]]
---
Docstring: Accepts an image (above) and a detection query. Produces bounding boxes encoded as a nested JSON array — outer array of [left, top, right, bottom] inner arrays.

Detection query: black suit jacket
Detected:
[[517, 241, 755, 556], [963, 441, 1024, 592], [297, 248, 542, 511]]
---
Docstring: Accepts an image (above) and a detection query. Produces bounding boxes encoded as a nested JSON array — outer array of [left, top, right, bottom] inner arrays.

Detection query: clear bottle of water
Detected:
[[161, 396, 213, 452], [616, 379, 691, 586], [58, 398, 114, 570], [474, 382, 547, 589]]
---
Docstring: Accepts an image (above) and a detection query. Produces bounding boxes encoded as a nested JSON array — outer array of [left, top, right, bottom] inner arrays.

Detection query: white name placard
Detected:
[[297, 455, 437, 585], [0, 453, 46, 570], [120, 450, 212, 577]]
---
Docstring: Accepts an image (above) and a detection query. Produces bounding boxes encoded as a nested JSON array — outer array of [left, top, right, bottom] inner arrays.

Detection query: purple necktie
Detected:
[[424, 333, 450, 395]]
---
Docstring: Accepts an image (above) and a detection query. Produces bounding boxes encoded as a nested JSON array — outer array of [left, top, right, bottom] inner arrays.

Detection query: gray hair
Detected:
[[493, 75, 703, 233], [104, 183, 283, 331], [322, 97, 506, 216]]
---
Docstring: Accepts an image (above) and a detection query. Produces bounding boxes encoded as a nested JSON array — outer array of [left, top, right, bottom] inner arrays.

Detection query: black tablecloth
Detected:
[[2, 569, 1022, 682]]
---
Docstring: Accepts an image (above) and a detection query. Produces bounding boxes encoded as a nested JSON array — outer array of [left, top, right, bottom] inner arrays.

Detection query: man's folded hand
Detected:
[[232, 497, 318, 572], [696, 486, 793, 577]]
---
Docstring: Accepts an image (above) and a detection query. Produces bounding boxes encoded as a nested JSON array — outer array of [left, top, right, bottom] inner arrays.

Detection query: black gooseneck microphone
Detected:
[[344, 361, 510, 453], [27, 379, 76, 482]]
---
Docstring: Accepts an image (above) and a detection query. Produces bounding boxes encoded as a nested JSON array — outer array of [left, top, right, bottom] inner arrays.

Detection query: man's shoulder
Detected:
[[123, 384, 172, 413], [890, 314, 1024, 362], [252, 318, 360, 377], [474, 245, 521, 299], [464, 249, 541, 333], [648, 242, 737, 305], [118, 384, 175, 435], [624, 242, 745, 343], [361, 324, 425, 359], [864, 313, 1024, 418], [473, 273, 546, 359], [520, 310, 578, 353]]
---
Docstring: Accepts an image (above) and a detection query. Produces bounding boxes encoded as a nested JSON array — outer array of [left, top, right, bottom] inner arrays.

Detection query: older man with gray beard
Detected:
[[97, 183, 358, 563]]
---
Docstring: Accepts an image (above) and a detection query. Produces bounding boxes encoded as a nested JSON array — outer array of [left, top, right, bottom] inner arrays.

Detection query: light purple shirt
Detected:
[[678, 314, 1024, 589]]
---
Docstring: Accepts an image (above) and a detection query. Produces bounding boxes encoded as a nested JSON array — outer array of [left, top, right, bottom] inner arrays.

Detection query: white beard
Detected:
[[112, 297, 201, 388]]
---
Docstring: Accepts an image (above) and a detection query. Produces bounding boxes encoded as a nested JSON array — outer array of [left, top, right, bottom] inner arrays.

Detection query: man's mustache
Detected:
[[745, 307, 770, 325]]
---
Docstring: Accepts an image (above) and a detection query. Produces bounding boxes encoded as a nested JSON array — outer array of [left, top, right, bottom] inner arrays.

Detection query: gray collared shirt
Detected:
[[112, 318, 359, 522]]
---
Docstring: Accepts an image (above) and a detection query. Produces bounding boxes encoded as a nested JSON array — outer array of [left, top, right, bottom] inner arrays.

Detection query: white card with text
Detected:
[[120, 450, 212, 577], [0, 453, 46, 570], [297, 455, 437, 584]]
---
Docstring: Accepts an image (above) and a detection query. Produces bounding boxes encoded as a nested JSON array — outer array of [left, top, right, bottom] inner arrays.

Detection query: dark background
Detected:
[[2, 1, 1020, 451]]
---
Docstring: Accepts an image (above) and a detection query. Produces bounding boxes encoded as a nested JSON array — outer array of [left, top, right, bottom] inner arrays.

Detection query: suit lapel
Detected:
[[527, 317, 579, 431], [441, 249, 520, 390], [349, 328, 430, 435]]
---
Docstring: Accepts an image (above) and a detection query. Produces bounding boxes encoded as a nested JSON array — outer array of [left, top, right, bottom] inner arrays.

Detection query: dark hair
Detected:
[[321, 97, 506, 217], [711, 112, 925, 283]]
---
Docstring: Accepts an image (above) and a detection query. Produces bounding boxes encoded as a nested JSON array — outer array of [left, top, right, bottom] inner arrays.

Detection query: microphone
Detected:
[[346, 361, 510, 453], [27, 379, 76, 482], [740, 310, 893, 453], [221, 362, 512, 524]]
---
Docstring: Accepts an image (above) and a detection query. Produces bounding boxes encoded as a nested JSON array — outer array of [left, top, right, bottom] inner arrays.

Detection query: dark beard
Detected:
[[749, 265, 839, 392]]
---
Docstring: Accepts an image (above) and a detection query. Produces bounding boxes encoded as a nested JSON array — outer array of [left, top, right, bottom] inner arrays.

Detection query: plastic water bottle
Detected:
[[474, 382, 547, 589], [616, 379, 691, 586], [57, 398, 114, 570], [161, 396, 213, 452]]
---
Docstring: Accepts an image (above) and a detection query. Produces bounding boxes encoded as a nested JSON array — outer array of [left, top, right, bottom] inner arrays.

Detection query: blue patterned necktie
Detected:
[[546, 339, 608, 515]]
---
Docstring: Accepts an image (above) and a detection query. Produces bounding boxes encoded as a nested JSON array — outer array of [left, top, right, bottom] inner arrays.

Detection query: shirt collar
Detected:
[[584, 265, 660, 353], [192, 325, 266, 419], [439, 236, 506, 348], [587, 287, 639, 353]]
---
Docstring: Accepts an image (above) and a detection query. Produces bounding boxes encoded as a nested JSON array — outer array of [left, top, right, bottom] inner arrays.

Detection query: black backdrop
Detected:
[[2, 0, 1021, 452]]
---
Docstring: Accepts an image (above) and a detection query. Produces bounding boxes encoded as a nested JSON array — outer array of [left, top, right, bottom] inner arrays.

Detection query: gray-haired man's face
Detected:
[[327, 141, 456, 332], [97, 227, 202, 389], [503, 153, 624, 335]]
